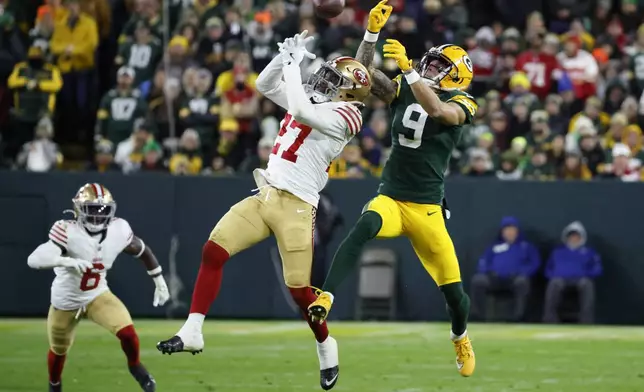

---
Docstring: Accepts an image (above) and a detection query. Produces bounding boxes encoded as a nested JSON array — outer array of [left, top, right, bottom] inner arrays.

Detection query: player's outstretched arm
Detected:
[[355, 0, 396, 104], [123, 236, 170, 307], [255, 53, 289, 110], [27, 221, 93, 274]]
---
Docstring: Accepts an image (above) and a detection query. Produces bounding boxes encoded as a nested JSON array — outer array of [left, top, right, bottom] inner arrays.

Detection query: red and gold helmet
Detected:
[[72, 183, 116, 232], [305, 56, 371, 104]]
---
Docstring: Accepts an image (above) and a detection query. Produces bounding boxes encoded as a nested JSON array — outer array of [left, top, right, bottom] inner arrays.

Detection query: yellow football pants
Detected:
[[365, 194, 461, 286]]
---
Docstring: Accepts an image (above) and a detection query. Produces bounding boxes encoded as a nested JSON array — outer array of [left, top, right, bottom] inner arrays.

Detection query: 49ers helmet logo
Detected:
[[353, 69, 369, 86]]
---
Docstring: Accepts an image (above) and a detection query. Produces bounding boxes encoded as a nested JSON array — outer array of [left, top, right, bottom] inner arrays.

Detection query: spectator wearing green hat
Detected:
[[139, 140, 165, 172]]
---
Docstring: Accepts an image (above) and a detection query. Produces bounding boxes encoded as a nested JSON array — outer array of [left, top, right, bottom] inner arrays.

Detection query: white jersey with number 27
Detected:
[[47, 218, 133, 310], [255, 56, 364, 207]]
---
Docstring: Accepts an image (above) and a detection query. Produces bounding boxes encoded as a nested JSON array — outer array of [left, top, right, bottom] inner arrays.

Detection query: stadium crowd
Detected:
[[1, 0, 644, 181]]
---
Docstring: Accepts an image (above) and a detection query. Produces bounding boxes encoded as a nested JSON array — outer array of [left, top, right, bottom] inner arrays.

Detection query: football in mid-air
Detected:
[[313, 0, 345, 19]]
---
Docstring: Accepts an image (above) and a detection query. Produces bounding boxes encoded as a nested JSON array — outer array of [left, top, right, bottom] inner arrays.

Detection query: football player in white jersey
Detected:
[[27, 183, 170, 392], [156, 31, 371, 390]]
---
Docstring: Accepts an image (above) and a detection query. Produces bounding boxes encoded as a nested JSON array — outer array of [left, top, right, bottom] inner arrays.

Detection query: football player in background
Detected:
[[308, 0, 478, 377], [27, 183, 170, 392], [156, 31, 371, 391]]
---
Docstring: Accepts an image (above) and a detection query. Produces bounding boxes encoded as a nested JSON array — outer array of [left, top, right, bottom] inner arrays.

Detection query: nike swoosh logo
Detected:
[[324, 374, 339, 387], [427, 211, 437, 217], [297, 209, 307, 213]]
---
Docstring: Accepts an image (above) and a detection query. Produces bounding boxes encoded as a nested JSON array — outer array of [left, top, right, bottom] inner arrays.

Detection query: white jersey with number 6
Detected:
[[48, 218, 133, 310]]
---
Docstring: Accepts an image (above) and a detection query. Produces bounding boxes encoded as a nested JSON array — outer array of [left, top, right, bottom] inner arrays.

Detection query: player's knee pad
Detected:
[[284, 273, 310, 290], [202, 240, 230, 269], [50, 343, 69, 356]]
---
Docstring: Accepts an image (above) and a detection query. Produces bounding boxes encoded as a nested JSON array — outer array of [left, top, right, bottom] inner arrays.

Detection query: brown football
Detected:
[[313, 0, 345, 19]]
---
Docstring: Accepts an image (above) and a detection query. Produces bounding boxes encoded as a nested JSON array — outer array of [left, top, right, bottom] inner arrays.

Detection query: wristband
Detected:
[[363, 30, 379, 43], [147, 266, 162, 276], [404, 70, 421, 85]]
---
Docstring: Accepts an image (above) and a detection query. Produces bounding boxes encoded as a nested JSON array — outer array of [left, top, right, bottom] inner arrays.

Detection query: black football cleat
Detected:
[[49, 382, 62, 392], [156, 335, 203, 355], [128, 364, 156, 392], [320, 366, 339, 390]]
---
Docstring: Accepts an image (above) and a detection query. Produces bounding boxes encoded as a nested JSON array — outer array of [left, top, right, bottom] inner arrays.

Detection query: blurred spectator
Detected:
[[579, 130, 605, 175], [504, 72, 539, 111], [35, 0, 69, 27], [557, 36, 599, 105], [197, 17, 229, 71], [148, 75, 181, 140], [516, 31, 561, 100], [468, 27, 497, 97], [224, 6, 244, 42], [627, 25, 644, 97], [543, 221, 602, 324], [114, 119, 153, 173], [496, 151, 523, 180], [462, 148, 495, 177], [548, 134, 566, 169], [164, 35, 198, 81], [6, 43, 62, 159], [219, 52, 259, 166], [138, 140, 165, 172], [471, 216, 541, 322], [620, 124, 644, 162], [182, 0, 225, 29], [238, 136, 272, 173], [202, 154, 234, 176], [603, 112, 628, 150], [489, 110, 510, 151], [15, 117, 62, 172], [169, 129, 203, 175], [526, 110, 555, 153], [0, 2, 26, 84], [602, 81, 628, 115], [508, 99, 532, 140], [31, 6, 57, 44], [179, 68, 219, 158], [568, 97, 610, 134], [80, 0, 111, 40], [97, 66, 148, 144], [246, 11, 276, 73], [87, 138, 120, 172], [558, 151, 592, 180], [328, 144, 372, 179], [177, 21, 200, 54], [524, 148, 555, 180], [544, 94, 567, 134], [598, 143, 641, 181], [50, 0, 99, 135], [115, 20, 163, 87], [120, 0, 163, 43]]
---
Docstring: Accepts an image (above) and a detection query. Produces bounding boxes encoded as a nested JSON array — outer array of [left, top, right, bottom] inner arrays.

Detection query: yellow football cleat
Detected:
[[308, 290, 334, 324], [453, 334, 475, 377]]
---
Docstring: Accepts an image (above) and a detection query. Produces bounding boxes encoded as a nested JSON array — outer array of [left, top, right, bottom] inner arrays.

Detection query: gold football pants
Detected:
[[366, 194, 461, 286], [47, 290, 133, 355], [209, 186, 315, 288]]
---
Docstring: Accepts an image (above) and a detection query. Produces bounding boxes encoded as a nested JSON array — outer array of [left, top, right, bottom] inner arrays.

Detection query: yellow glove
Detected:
[[383, 39, 413, 72], [367, 0, 393, 33]]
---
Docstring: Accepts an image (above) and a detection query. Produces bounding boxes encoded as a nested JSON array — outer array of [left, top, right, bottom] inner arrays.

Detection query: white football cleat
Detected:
[[316, 336, 339, 390]]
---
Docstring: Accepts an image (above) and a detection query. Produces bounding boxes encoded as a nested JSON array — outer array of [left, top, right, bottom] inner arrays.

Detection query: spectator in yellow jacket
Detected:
[[50, 0, 98, 140], [169, 129, 204, 175]]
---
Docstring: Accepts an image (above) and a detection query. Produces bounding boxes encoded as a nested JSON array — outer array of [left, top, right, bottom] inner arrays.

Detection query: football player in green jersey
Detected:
[[308, 0, 477, 377]]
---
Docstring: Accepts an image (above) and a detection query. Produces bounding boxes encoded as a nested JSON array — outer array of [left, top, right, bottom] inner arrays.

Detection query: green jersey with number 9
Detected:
[[378, 76, 478, 204]]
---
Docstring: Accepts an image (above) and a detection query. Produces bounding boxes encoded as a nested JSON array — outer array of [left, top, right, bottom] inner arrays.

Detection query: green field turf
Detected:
[[1, 320, 643, 392]]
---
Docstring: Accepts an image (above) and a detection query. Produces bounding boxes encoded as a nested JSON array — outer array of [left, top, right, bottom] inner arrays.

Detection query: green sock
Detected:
[[440, 282, 470, 336], [321, 211, 382, 293]]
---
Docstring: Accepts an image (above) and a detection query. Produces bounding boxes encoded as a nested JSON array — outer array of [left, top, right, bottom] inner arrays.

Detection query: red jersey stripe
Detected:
[[333, 108, 355, 134], [49, 232, 67, 245], [52, 227, 67, 239], [340, 105, 362, 134], [335, 106, 358, 134]]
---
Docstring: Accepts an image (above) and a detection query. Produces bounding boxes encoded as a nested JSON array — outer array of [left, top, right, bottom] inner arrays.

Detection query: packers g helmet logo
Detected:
[[463, 56, 473, 73]]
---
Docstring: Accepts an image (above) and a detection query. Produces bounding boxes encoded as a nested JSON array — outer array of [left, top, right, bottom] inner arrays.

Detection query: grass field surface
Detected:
[[1, 319, 643, 392]]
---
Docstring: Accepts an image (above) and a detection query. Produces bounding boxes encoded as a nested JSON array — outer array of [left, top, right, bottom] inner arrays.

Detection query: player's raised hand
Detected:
[[293, 30, 316, 60], [58, 257, 94, 275], [278, 31, 316, 66], [367, 0, 393, 33], [383, 39, 413, 72]]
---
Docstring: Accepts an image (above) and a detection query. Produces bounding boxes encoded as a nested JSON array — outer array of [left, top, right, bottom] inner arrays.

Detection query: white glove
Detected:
[[152, 275, 170, 307], [57, 257, 94, 275], [278, 30, 316, 66]]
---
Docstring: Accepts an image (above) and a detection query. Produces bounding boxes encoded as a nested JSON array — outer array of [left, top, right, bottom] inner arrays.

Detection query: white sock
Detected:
[[451, 329, 467, 341], [178, 313, 205, 336], [316, 336, 338, 369]]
